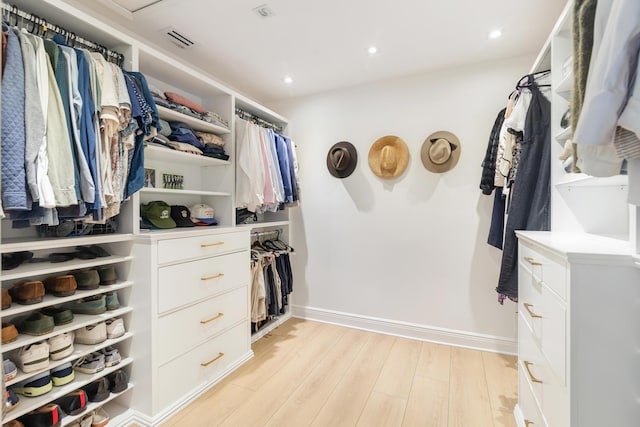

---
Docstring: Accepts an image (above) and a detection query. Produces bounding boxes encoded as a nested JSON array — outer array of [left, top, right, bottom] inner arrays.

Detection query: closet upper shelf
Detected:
[[1, 234, 133, 254], [555, 173, 628, 189], [139, 188, 231, 197], [144, 145, 230, 167], [555, 127, 573, 142], [156, 106, 230, 134]]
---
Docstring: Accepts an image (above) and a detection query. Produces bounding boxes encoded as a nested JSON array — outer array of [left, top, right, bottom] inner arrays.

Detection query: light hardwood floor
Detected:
[[162, 318, 517, 427]]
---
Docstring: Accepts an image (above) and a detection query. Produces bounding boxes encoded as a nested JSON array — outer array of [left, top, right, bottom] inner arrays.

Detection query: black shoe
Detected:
[[18, 403, 62, 427], [53, 389, 87, 416], [82, 377, 110, 402], [107, 369, 129, 393]]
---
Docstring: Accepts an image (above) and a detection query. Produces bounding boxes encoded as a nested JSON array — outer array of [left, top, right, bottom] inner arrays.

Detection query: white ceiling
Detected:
[[67, 0, 567, 103]]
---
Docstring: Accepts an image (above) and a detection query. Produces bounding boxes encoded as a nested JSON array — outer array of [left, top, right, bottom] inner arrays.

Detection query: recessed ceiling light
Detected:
[[283, 76, 293, 84], [368, 46, 378, 54], [489, 29, 502, 39]]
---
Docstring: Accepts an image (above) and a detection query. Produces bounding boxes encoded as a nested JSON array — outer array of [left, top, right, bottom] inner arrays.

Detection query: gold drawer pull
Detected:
[[200, 313, 224, 324], [201, 241, 225, 248], [524, 361, 542, 384], [525, 420, 535, 426], [201, 352, 224, 367], [525, 257, 542, 266], [201, 273, 225, 281], [523, 303, 542, 319]]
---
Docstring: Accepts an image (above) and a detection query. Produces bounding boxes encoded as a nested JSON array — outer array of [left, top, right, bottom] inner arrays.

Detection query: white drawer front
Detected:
[[157, 230, 249, 264], [157, 286, 248, 363], [519, 363, 545, 427], [520, 242, 568, 300], [157, 322, 249, 410], [519, 313, 544, 403], [519, 260, 543, 339], [540, 286, 566, 385], [158, 250, 249, 313]]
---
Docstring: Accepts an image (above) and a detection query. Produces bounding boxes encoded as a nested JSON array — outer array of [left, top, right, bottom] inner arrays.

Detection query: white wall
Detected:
[[271, 55, 536, 353]]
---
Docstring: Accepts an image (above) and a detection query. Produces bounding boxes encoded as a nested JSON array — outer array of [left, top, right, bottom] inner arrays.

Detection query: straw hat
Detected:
[[327, 141, 358, 178], [368, 136, 410, 179], [421, 131, 461, 173]]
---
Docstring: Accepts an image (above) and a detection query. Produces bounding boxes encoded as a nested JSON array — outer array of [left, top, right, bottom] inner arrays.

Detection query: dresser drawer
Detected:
[[519, 259, 543, 339], [519, 363, 545, 427], [157, 322, 249, 410], [158, 250, 249, 313], [157, 286, 248, 363], [157, 230, 249, 264], [518, 313, 544, 403], [520, 242, 568, 300], [539, 287, 566, 385]]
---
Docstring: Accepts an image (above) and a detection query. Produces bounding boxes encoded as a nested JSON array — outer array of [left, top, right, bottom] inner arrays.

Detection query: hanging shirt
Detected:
[[236, 118, 265, 212], [264, 129, 285, 206], [274, 133, 293, 204]]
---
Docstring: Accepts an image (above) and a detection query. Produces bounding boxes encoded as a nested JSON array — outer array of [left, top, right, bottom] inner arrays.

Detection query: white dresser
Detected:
[[130, 228, 252, 424], [514, 231, 640, 427]]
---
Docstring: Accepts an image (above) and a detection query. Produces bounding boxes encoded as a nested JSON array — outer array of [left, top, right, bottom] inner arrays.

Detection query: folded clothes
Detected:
[[149, 85, 166, 100], [203, 152, 230, 161], [175, 142, 203, 155], [196, 131, 225, 146], [168, 121, 204, 149], [201, 111, 229, 129], [174, 105, 202, 119], [158, 119, 172, 137], [164, 91, 205, 113], [203, 145, 226, 155]]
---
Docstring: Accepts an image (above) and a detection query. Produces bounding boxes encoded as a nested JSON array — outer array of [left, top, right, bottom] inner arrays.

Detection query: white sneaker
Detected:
[[91, 406, 110, 427], [48, 332, 75, 360], [105, 317, 125, 339], [15, 341, 49, 373], [75, 322, 107, 345]]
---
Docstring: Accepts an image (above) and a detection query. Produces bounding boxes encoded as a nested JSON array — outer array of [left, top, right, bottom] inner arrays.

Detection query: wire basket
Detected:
[[38, 218, 118, 238]]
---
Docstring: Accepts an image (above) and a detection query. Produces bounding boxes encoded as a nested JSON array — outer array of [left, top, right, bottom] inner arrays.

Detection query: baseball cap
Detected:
[[189, 203, 218, 226], [140, 201, 176, 229], [170, 205, 196, 227]]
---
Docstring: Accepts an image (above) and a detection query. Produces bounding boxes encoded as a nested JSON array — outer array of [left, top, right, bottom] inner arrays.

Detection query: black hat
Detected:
[[170, 205, 196, 227], [327, 141, 358, 178]]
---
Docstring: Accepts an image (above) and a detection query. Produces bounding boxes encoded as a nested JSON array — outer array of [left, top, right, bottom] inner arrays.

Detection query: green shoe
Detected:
[[105, 292, 120, 311], [14, 312, 55, 336], [97, 266, 117, 285], [72, 269, 100, 290], [40, 306, 74, 325], [62, 295, 106, 315]]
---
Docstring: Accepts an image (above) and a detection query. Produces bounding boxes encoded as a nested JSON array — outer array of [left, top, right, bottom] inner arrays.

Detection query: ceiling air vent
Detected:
[[161, 27, 197, 49]]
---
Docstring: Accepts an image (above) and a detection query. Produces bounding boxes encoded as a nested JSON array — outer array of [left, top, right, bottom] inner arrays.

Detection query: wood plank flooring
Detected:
[[161, 319, 517, 427]]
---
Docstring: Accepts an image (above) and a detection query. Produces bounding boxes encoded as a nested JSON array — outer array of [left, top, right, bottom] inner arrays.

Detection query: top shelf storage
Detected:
[[156, 105, 230, 134]]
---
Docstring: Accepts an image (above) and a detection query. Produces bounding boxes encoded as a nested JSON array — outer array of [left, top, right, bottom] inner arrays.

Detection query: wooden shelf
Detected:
[[0, 255, 134, 282], [140, 188, 231, 197], [1, 234, 133, 254], [144, 144, 230, 167], [157, 105, 230, 134]]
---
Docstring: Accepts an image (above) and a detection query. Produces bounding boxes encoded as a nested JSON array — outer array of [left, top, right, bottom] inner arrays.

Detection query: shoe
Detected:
[[6, 387, 20, 412], [15, 341, 50, 373], [97, 266, 117, 286], [4, 358, 18, 381], [68, 413, 93, 427], [100, 346, 121, 367], [2, 322, 19, 344], [82, 377, 110, 402], [63, 295, 106, 315], [50, 362, 74, 386], [47, 332, 75, 360], [74, 353, 105, 374], [74, 322, 107, 345], [4, 420, 25, 427], [43, 275, 77, 297], [76, 245, 110, 258], [18, 403, 62, 427], [2, 287, 12, 309], [105, 292, 120, 310], [54, 389, 87, 416], [14, 312, 55, 336], [40, 307, 74, 326], [105, 318, 124, 339], [2, 251, 33, 270], [9, 280, 45, 305], [107, 368, 128, 393], [72, 269, 100, 290], [91, 406, 110, 427], [13, 371, 53, 397]]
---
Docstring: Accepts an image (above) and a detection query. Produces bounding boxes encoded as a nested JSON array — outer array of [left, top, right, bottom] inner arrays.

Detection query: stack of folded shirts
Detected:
[[195, 131, 225, 147], [202, 144, 229, 160], [168, 121, 203, 150]]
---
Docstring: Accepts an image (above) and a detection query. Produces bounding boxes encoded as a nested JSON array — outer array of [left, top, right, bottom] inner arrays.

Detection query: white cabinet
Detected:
[[515, 231, 640, 427], [130, 228, 252, 423]]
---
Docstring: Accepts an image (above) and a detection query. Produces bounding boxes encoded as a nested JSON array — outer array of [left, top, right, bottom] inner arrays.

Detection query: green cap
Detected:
[[141, 201, 176, 229]]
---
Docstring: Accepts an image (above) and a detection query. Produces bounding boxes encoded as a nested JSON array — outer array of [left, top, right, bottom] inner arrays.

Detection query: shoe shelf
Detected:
[[139, 188, 231, 197], [145, 144, 230, 167], [1, 255, 134, 282], [3, 358, 133, 423], [2, 281, 134, 317], [1, 234, 134, 254], [156, 105, 231, 135], [6, 332, 134, 387], [2, 307, 133, 353], [61, 384, 134, 427]]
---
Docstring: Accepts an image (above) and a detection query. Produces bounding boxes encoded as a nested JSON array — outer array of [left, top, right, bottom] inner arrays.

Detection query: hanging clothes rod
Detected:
[[236, 107, 283, 133], [1, 3, 125, 67], [251, 228, 283, 239]]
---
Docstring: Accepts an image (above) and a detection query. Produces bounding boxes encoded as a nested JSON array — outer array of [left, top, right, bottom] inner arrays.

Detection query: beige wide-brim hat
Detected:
[[421, 131, 461, 173], [327, 141, 358, 178], [368, 135, 410, 179]]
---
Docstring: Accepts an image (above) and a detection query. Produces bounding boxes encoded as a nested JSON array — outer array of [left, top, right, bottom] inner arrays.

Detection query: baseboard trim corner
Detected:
[[291, 305, 517, 355]]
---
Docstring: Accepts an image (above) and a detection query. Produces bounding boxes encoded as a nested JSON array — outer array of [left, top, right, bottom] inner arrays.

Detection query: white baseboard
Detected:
[[292, 305, 517, 355], [129, 350, 254, 426]]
